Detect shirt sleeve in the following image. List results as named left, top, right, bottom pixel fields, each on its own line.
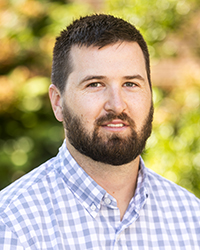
left=0, top=220, right=25, bottom=250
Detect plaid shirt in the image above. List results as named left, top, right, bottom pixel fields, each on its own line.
left=0, top=141, right=200, bottom=250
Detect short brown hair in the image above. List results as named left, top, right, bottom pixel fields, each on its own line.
left=51, top=14, right=151, bottom=93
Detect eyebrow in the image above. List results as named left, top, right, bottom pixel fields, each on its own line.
left=79, top=75, right=105, bottom=84
left=123, top=75, right=145, bottom=81
left=79, top=74, right=145, bottom=85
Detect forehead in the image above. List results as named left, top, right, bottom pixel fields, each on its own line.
left=69, top=42, right=147, bottom=76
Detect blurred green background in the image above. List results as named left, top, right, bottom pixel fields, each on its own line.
left=0, top=0, right=200, bottom=198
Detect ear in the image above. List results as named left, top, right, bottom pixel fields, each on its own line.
left=49, top=84, right=63, bottom=122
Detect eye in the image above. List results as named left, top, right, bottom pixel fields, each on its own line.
left=123, top=82, right=137, bottom=87
left=87, top=82, right=102, bottom=88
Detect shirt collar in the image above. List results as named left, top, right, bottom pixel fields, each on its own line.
left=56, top=141, right=148, bottom=218
left=57, top=141, right=106, bottom=218
left=132, top=157, right=149, bottom=213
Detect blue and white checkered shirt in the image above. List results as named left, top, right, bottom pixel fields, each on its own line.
left=0, top=141, right=200, bottom=249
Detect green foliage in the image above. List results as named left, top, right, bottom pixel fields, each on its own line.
left=0, top=75, right=64, bottom=188
left=105, top=0, right=200, bottom=57
left=0, top=0, right=92, bottom=188
left=0, top=0, right=200, bottom=198
left=144, top=84, right=200, bottom=198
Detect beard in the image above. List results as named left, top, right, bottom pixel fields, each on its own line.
left=62, top=102, right=154, bottom=166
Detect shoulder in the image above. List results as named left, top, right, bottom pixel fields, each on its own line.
left=145, top=166, right=200, bottom=208
left=0, top=156, right=57, bottom=214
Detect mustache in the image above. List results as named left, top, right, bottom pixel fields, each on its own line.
left=95, top=112, right=136, bottom=127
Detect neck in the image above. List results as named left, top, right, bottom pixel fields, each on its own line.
left=65, top=139, right=140, bottom=220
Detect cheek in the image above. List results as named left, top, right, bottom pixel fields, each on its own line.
left=80, top=108, right=99, bottom=125
left=129, top=96, right=151, bottom=125
left=72, top=94, right=104, bottom=118
left=68, top=99, right=101, bottom=129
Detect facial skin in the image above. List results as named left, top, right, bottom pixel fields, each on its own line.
left=50, top=41, right=153, bottom=166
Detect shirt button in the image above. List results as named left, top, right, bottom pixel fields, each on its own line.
left=90, top=203, right=96, bottom=211
left=104, top=197, right=111, bottom=205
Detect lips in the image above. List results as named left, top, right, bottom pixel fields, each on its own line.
left=95, top=113, right=135, bottom=129
left=102, top=120, right=128, bottom=128
left=106, top=123, right=124, bottom=128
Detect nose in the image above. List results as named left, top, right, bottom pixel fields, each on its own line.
left=104, top=86, right=127, bottom=114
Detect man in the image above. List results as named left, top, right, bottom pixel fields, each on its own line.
left=0, top=14, right=199, bottom=249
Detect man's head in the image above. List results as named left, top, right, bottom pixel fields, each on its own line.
left=51, top=14, right=151, bottom=93
left=50, top=14, right=153, bottom=166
